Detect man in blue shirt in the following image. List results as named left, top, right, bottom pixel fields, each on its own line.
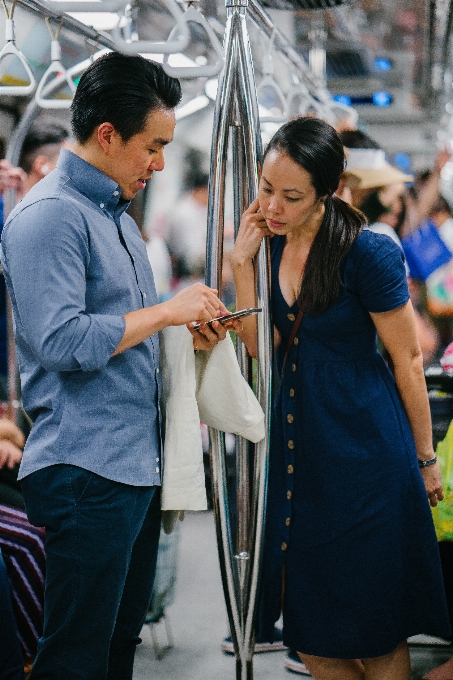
left=1, top=52, right=228, bottom=680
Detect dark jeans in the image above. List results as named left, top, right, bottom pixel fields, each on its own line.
left=22, top=464, right=161, bottom=680
left=0, top=550, right=24, bottom=680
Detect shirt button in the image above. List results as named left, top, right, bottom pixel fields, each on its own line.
left=155, top=467, right=160, bottom=473
left=113, top=190, right=119, bottom=196
left=289, top=388, right=295, bottom=397
left=287, top=414, right=294, bottom=424
left=100, top=203, right=104, bottom=209
left=288, top=464, right=294, bottom=474
left=294, top=337, right=299, bottom=345
left=156, top=458, right=159, bottom=462
left=156, top=368, right=160, bottom=374
left=287, top=490, right=292, bottom=500
left=287, top=313, right=295, bottom=321
left=288, top=440, right=294, bottom=450
left=143, top=293, right=147, bottom=299
left=286, top=517, right=291, bottom=526
left=281, top=542, right=287, bottom=551
left=292, top=363, right=297, bottom=372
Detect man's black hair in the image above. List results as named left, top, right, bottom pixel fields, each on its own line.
left=19, top=121, right=69, bottom=173
left=71, top=52, right=182, bottom=144
left=338, top=129, right=381, bottom=150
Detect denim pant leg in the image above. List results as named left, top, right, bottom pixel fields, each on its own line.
left=0, top=550, right=24, bottom=680
left=21, top=464, right=158, bottom=680
left=107, top=487, right=162, bottom=680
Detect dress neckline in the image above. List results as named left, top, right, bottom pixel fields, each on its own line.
left=273, top=236, right=299, bottom=310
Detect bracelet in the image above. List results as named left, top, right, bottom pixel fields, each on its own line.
left=418, top=456, right=437, bottom=469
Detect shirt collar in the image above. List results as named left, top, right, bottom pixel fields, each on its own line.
left=57, top=148, right=130, bottom=216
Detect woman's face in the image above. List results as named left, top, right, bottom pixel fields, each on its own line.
left=258, top=149, right=325, bottom=237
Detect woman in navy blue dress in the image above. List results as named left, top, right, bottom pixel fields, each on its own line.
left=231, top=117, right=451, bottom=679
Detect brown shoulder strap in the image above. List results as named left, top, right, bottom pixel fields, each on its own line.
left=281, top=304, right=305, bottom=377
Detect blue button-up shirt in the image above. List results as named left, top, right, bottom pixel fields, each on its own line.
left=1, top=149, right=162, bottom=486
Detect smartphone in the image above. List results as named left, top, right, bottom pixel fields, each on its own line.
left=193, top=307, right=262, bottom=331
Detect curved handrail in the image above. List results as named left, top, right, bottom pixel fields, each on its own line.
left=35, top=39, right=76, bottom=109
left=0, top=19, right=36, bottom=95
left=111, top=0, right=190, bottom=55
left=41, top=0, right=128, bottom=13
left=162, top=5, right=224, bottom=79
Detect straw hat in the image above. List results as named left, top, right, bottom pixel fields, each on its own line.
left=343, top=148, right=413, bottom=190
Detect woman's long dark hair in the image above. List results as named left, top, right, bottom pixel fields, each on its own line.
left=264, top=117, right=366, bottom=314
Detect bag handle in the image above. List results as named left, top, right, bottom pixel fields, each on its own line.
left=281, top=304, right=305, bottom=377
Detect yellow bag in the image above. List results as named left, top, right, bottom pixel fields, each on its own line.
left=432, top=420, right=453, bottom=541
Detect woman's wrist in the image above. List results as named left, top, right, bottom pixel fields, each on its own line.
left=417, top=454, right=437, bottom=469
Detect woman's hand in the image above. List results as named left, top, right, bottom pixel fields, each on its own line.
left=231, top=198, right=272, bottom=267
left=420, top=462, right=444, bottom=507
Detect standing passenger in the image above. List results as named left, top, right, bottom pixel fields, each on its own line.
left=1, top=52, right=229, bottom=680
left=231, top=117, right=451, bottom=679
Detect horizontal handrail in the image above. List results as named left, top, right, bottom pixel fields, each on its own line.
left=41, top=0, right=127, bottom=13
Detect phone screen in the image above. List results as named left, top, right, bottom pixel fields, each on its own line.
left=193, top=307, right=262, bottom=331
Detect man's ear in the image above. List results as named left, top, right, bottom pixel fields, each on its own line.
left=33, top=155, right=50, bottom=177
left=96, top=122, right=119, bottom=155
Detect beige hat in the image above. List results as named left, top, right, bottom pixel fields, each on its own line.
left=343, top=148, right=413, bottom=190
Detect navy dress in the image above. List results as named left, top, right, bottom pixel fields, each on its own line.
left=261, top=229, right=451, bottom=658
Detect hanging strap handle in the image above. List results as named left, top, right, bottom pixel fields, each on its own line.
left=111, top=0, right=190, bottom=55
left=280, top=304, right=305, bottom=377
left=162, top=5, right=224, bottom=79
left=0, top=0, right=36, bottom=96
left=35, top=19, right=76, bottom=110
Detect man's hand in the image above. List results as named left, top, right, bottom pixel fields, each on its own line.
left=0, top=440, right=22, bottom=469
left=0, top=418, right=25, bottom=448
left=165, top=282, right=228, bottom=326
left=0, top=160, right=26, bottom=195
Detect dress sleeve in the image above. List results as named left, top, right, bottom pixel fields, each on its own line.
left=353, top=231, right=410, bottom=313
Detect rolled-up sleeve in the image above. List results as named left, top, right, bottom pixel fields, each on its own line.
left=1, top=199, right=126, bottom=372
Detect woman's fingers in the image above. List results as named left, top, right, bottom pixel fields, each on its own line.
left=421, top=464, right=444, bottom=506
left=244, top=197, right=260, bottom=214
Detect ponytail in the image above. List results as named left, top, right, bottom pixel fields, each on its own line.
left=297, top=196, right=366, bottom=314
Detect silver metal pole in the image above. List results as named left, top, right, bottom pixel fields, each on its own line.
left=206, top=0, right=272, bottom=677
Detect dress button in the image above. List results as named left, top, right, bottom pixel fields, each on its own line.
left=286, top=517, right=291, bottom=526
left=287, top=313, right=296, bottom=321
left=287, top=490, right=292, bottom=500
left=293, top=337, right=299, bottom=345
left=288, top=440, right=294, bottom=450
left=289, top=388, right=295, bottom=397
left=287, top=414, right=294, bottom=424
left=287, top=464, right=294, bottom=474
left=99, top=203, right=104, bottom=209
left=292, top=363, right=296, bottom=372
left=281, top=542, right=287, bottom=551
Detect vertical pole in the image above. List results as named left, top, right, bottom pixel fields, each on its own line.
left=206, top=1, right=272, bottom=678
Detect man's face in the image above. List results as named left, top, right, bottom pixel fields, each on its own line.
left=108, top=108, right=176, bottom=201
